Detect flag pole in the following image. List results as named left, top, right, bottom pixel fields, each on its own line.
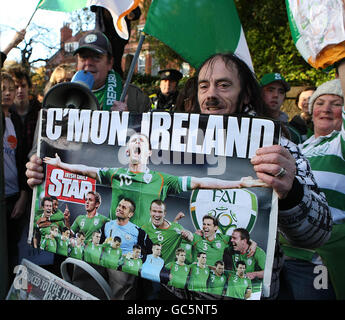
left=120, top=32, right=145, bottom=102
left=25, top=1, right=41, bottom=29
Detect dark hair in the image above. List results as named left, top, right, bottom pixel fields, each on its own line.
left=41, top=196, right=53, bottom=207
left=175, top=247, right=186, bottom=256
left=197, top=52, right=265, bottom=116
left=295, top=86, right=317, bottom=107
left=236, top=260, right=246, bottom=268
left=215, top=260, right=224, bottom=267
left=62, top=227, right=70, bottom=234
left=7, top=66, right=32, bottom=88
left=77, top=231, right=86, bottom=238
left=113, top=236, right=122, bottom=243
left=233, top=228, right=250, bottom=243
left=175, top=76, right=200, bottom=113
left=197, top=251, right=207, bottom=258
left=202, top=214, right=218, bottom=227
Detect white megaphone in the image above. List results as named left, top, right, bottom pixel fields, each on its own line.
left=43, top=70, right=99, bottom=110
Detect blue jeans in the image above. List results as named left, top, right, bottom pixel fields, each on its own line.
left=278, top=259, right=336, bottom=300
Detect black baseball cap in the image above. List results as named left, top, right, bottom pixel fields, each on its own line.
left=158, top=69, right=183, bottom=82
left=74, top=31, right=113, bottom=56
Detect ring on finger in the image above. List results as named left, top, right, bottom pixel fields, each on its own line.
left=274, top=167, right=287, bottom=178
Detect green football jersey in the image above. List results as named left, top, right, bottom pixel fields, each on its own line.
left=84, top=243, right=103, bottom=265
left=56, top=236, right=70, bottom=256
left=192, top=233, right=230, bottom=267
left=166, top=262, right=190, bottom=289
left=100, top=245, right=122, bottom=269
left=187, top=264, right=210, bottom=292
left=70, top=213, right=109, bottom=242
left=98, top=167, right=190, bottom=227
left=35, top=208, right=64, bottom=222
left=207, top=270, right=227, bottom=296
left=142, top=221, right=184, bottom=264
left=179, top=240, right=193, bottom=264
left=35, top=213, right=66, bottom=239
left=69, top=244, right=84, bottom=260
left=231, top=246, right=266, bottom=274
left=121, top=258, right=143, bottom=276
left=37, top=222, right=64, bottom=240
left=226, top=272, right=252, bottom=299
left=40, top=237, right=57, bottom=253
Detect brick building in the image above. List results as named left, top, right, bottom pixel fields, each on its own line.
left=46, top=5, right=189, bottom=79
left=45, top=23, right=86, bottom=77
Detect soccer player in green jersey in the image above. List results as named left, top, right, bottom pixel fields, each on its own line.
left=226, top=261, right=252, bottom=300
left=120, top=244, right=143, bottom=276
left=35, top=196, right=70, bottom=227
left=68, top=191, right=109, bottom=242
left=207, top=260, right=227, bottom=296
left=229, top=228, right=265, bottom=280
left=34, top=197, right=67, bottom=248
left=69, top=231, right=85, bottom=260
left=56, top=227, right=71, bottom=256
left=142, top=200, right=193, bottom=264
left=184, top=215, right=256, bottom=267
left=43, top=133, right=267, bottom=228
left=165, top=248, right=190, bottom=289
left=83, top=230, right=103, bottom=265
left=40, top=224, right=59, bottom=253
left=34, top=197, right=53, bottom=239
left=100, top=236, right=122, bottom=269
left=187, top=252, right=210, bottom=293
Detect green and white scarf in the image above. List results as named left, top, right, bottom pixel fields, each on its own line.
left=93, top=69, right=123, bottom=111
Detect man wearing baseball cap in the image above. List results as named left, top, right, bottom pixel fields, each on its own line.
left=74, top=30, right=150, bottom=113
left=260, top=72, right=302, bottom=144
left=150, top=68, right=183, bottom=111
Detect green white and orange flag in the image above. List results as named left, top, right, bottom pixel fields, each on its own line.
left=286, top=0, right=345, bottom=69
left=143, top=0, right=253, bottom=70
left=36, top=0, right=140, bottom=39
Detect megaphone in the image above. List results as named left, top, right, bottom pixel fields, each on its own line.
left=43, top=70, right=99, bottom=110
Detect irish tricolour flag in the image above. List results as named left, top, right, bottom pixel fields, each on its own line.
left=143, top=0, right=253, bottom=71
left=37, top=0, right=140, bottom=39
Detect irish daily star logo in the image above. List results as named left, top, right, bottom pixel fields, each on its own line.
left=190, top=189, right=258, bottom=235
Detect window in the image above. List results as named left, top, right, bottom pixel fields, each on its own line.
left=151, top=56, right=159, bottom=76
left=181, top=62, right=190, bottom=77
left=137, top=54, right=146, bottom=74
left=65, top=42, right=78, bottom=53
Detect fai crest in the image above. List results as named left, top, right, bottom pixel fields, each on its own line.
left=190, top=188, right=258, bottom=235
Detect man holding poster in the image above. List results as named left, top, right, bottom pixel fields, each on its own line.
left=192, top=52, right=333, bottom=299
left=25, top=52, right=332, bottom=300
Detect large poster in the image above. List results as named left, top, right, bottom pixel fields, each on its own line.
left=28, top=109, right=280, bottom=300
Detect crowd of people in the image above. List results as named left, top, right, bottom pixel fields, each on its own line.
left=1, top=5, right=345, bottom=302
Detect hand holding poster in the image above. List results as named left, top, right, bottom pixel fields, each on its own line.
left=28, top=109, right=280, bottom=300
